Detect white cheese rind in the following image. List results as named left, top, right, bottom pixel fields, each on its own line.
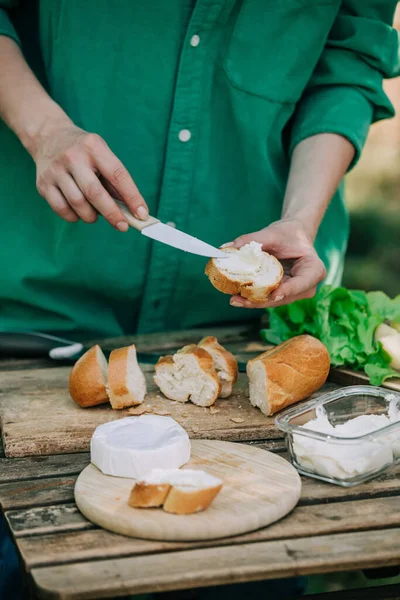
left=90, top=415, right=191, bottom=479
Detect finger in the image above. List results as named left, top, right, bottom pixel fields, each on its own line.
left=44, top=186, right=80, bottom=223
left=71, top=165, right=129, bottom=231
left=86, top=134, right=149, bottom=220
left=57, top=173, right=98, bottom=224
left=229, top=295, right=270, bottom=310
left=271, top=255, right=326, bottom=300
left=231, top=231, right=268, bottom=250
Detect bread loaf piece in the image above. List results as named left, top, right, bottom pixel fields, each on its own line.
left=198, top=336, right=238, bottom=398
left=205, top=242, right=283, bottom=303
left=154, top=345, right=220, bottom=407
left=108, top=344, right=147, bottom=409
left=247, top=335, right=330, bottom=416
left=129, top=468, right=223, bottom=514
left=69, top=345, right=109, bottom=407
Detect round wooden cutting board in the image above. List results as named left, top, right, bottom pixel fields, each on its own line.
left=75, top=439, right=301, bottom=542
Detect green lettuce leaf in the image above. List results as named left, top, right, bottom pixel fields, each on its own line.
left=261, top=285, right=400, bottom=386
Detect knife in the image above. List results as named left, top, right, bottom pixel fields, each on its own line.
left=0, top=331, right=248, bottom=371
left=115, top=200, right=226, bottom=258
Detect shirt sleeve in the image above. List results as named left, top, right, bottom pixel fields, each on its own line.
left=289, top=1, right=400, bottom=168
left=0, top=1, right=21, bottom=46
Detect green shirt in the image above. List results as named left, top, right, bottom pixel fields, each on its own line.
left=0, top=0, right=398, bottom=337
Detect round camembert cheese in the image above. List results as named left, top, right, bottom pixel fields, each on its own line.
left=90, top=415, right=191, bottom=479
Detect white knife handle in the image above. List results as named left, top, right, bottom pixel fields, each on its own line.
left=114, top=199, right=159, bottom=231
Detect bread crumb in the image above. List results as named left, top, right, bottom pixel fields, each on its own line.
left=153, top=410, right=171, bottom=416
left=230, top=417, right=245, bottom=424
left=192, top=426, right=200, bottom=433
left=209, top=407, right=220, bottom=415
left=127, top=405, right=148, bottom=415
left=181, top=412, right=189, bottom=418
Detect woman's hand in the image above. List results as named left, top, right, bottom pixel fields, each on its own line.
left=227, top=218, right=326, bottom=309
left=34, top=118, right=148, bottom=230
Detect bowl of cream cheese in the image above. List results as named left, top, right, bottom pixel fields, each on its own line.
left=275, top=386, right=400, bottom=486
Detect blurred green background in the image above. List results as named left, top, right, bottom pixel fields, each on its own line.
left=343, top=34, right=400, bottom=299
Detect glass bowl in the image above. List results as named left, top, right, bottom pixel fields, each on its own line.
left=275, top=386, right=400, bottom=487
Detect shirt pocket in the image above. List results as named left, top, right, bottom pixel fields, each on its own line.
left=223, top=0, right=339, bottom=104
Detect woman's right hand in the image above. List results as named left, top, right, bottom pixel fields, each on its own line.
left=33, top=118, right=148, bottom=231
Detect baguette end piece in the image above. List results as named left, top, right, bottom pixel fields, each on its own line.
left=247, top=335, right=330, bottom=416
left=128, top=482, right=171, bottom=508
left=69, top=345, right=109, bottom=407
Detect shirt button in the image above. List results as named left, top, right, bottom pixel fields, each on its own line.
left=190, top=34, right=200, bottom=47
left=178, top=129, right=191, bottom=142
left=166, top=221, right=176, bottom=228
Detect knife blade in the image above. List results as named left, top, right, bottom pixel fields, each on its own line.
left=115, top=200, right=226, bottom=258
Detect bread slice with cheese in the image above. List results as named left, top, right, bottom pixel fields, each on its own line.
left=108, top=344, right=147, bottom=409
left=205, top=241, right=283, bottom=304
left=198, top=336, right=238, bottom=398
left=154, top=345, right=220, bottom=407
left=247, top=335, right=330, bottom=416
left=129, top=468, right=223, bottom=514
left=69, top=345, right=109, bottom=407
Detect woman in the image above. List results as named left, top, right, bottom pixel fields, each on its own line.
left=0, top=1, right=398, bottom=598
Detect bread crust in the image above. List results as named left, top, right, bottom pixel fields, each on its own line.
left=108, top=345, right=146, bottom=409
left=205, top=248, right=283, bottom=303
left=163, top=483, right=223, bottom=515
left=129, top=482, right=171, bottom=508
left=154, top=344, right=220, bottom=406
left=69, top=345, right=109, bottom=407
left=198, top=336, right=238, bottom=398
left=247, top=335, right=330, bottom=416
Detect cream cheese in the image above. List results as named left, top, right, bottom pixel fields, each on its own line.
left=90, top=415, right=191, bottom=479
left=216, top=241, right=281, bottom=282
left=142, top=468, right=222, bottom=489
left=293, top=395, right=400, bottom=480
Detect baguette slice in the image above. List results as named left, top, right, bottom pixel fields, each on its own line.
left=198, top=336, right=238, bottom=398
left=247, top=335, right=330, bottom=416
left=205, top=242, right=283, bottom=304
left=108, top=344, right=147, bottom=409
left=69, top=345, right=109, bottom=407
left=154, top=345, right=220, bottom=407
left=129, top=468, right=223, bottom=514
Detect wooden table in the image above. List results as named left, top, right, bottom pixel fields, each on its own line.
left=1, top=326, right=400, bottom=600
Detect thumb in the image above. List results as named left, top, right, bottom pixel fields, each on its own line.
left=232, top=228, right=278, bottom=251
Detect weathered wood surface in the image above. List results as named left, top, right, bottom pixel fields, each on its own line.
left=1, top=323, right=396, bottom=458
left=0, top=362, right=338, bottom=458
left=30, top=528, right=400, bottom=599
left=330, top=367, right=400, bottom=392
left=0, top=453, right=90, bottom=483
left=10, top=495, right=400, bottom=568
left=1, top=327, right=400, bottom=599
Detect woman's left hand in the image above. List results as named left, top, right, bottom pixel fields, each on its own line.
left=227, top=218, right=327, bottom=309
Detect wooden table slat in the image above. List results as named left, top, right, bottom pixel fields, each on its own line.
left=0, top=453, right=90, bottom=484
left=1, top=464, right=399, bottom=512
left=11, top=496, right=400, bottom=569
left=30, top=528, right=400, bottom=599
